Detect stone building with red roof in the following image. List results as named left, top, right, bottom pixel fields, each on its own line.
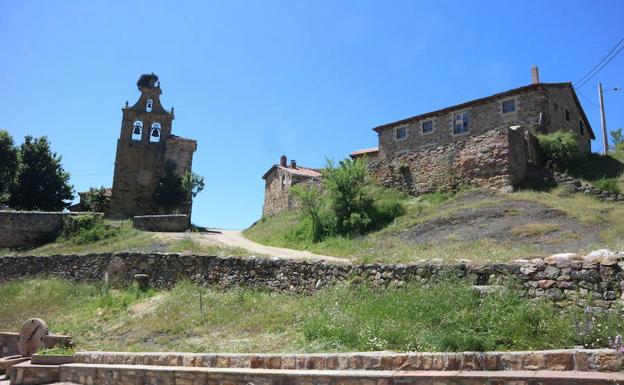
left=261, top=155, right=321, bottom=216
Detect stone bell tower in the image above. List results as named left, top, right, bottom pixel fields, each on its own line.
left=108, top=73, right=197, bottom=219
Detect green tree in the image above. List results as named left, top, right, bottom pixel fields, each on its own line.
left=290, top=183, right=324, bottom=242
left=9, top=136, right=74, bottom=211
left=322, top=158, right=374, bottom=236
left=154, top=160, right=185, bottom=210
left=610, top=128, right=624, bottom=151
left=82, top=186, right=110, bottom=212
left=181, top=172, right=205, bottom=202
left=536, top=131, right=578, bottom=170
left=0, top=130, right=19, bottom=205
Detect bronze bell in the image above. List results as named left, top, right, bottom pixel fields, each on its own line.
left=151, top=128, right=160, bottom=137
left=133, top=126, right=141, bottom=135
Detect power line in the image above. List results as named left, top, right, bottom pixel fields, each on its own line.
left=575, top=38, right=624, bottom=89
left=577, top=89, right=600, bottom=108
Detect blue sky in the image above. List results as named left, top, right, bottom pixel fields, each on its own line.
left=1, top=0, right=623, bottom=229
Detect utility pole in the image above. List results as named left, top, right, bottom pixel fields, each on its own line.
left=598, top=82, right=608, bottom=154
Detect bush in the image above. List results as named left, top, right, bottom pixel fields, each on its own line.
left=62, top=214, right=117, bottom=244
left=291, top=158, right=405, bottom=241
left=536, top=131, right=578, bottom=170
left=82, top=186, right=110, bottom=212
left=593, top=178, right=621, bottom=194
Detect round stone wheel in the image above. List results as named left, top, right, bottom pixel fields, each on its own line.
left=18, top=318, right=49, bottom=356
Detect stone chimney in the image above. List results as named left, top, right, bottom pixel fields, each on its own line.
left=290, top=159, right=297, bottom=169
left=280, top=155, right=287, bottom=167
left=531, top=66, right=540, bottom=84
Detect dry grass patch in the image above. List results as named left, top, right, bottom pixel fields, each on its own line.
left=510, top=223, right=562, bottom=237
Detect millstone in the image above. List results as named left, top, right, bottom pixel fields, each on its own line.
left=17, top=318, right=49, bottom=356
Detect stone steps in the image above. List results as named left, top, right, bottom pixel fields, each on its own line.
left=10, top=362, right=60, bottom=385
left=59, top=363, right=624, bottom=385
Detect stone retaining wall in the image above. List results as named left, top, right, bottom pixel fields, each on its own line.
left=132, top=214, right=189, bottom=232
left=0, top=250, right=623, bottom=309
left=0, top=211, right=101, bottom=249
left=74, top=349, right=624, bottom=372
left=368, top=127, right=529, bottom=195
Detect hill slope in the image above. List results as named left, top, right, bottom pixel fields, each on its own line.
left=245, top=187, right=624, bottom=263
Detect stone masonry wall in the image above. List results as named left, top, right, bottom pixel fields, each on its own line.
left=74, top=349, right=623, bottom=372
left=377, top=87, right=546, bottom=158
left=263, top=170, right=320, bottom=216
left=0, top=211, right=101, bottom=249
left=0, top=250, right=622, bottom=310
left=132, top=214, right=189, bottom=232
left=368, top=127, right=528, bottom=195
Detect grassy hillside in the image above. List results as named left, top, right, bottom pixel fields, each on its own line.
left=1, top=278, right=621, bottom=353
left=0, top=220, right=248, bottom=257
left=245, top=187, right=624, bottom=263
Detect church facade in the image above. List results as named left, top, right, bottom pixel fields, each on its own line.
left=108, top=74, right=197, bottom=219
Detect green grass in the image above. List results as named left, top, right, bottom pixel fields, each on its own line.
left=246, top=186, right=624, bottom=263
left=1, top=278, right=622, bottom=353
left=1, top=220, right=251, bottom=257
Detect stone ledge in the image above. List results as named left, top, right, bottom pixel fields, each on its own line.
left=74, top=349, right=624, bottom=372
left=59, top=364, right=624, bottom=385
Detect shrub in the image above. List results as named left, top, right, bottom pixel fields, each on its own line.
left=62, top=214, right=117, bottom=244
left=536, top=131, right=578, bottom=170
left=82, top=186, right=110, bottom=212
left=593, top=178, right=621, bottom=194
left=291, top=158, right=405, bottom=241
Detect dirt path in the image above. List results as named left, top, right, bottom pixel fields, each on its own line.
left=156, top=230, right=350, bottom=264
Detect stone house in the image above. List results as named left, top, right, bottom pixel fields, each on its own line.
left=366, top=69, right=595, bottom=194
left=108, top=74, right=197, bottom=219
left=262, top=155, right=321, bottom=216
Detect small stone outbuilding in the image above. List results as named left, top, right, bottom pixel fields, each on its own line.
left=261, top=155, right=321, bottom=216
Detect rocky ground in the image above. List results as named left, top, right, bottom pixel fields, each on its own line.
left=399, top=189, right=604, bottom=255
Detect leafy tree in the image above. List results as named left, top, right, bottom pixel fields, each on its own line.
left=290, top=183, right=324, bottom=242
left=0, top=130, right=19, bottom=205
left=292, top=157, right=403, bottom=241
left=181, top=172, right=205, bottom=202
left=154, top=160, right=185, bottom=210
left=322, top=158, right=376, bottom=236
left=610, top=128, right=624, bottom=151
left=9, top=136, right=74, bottom=211
left=82, top=186, right=110, bottom=212
left=536, top=131, right=578, bottom=170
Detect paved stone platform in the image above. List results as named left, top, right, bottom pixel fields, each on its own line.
left=60, top=363, right=624, bottom=385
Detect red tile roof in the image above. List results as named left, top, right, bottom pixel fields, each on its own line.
left=350, top=147, right=379, bottom=156
left=262, top=165, right=322, bottom=180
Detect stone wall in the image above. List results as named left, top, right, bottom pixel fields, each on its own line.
left=0, top=250, right=622, bottom=309
left=368, top=127, right=529, bottom=195
left=262, top=170, right=320, bottom=217
left=377, top=87, right=546, bottom=158
left=545, top=85, right=592, bottom=153
left=132, top=214, right=189, bottom=232
left=0, top=211, right=100, bottom=249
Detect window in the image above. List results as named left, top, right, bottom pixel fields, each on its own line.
left=502, top=99, right=516, bottom=114
left=146, top=98, right=153, bottom=112
left=132, top=121, right=143, bottom=141
left=150, top=122, right=161, bottom=143
left=395, top=126, right=407, bottom=141
left=422, top=120, right=434, bottom=134
left=564, top=108, right=570, bottom=123
left=579, top=120, right=585, bottom=136
left=453, top=111, right=469, bottom=134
